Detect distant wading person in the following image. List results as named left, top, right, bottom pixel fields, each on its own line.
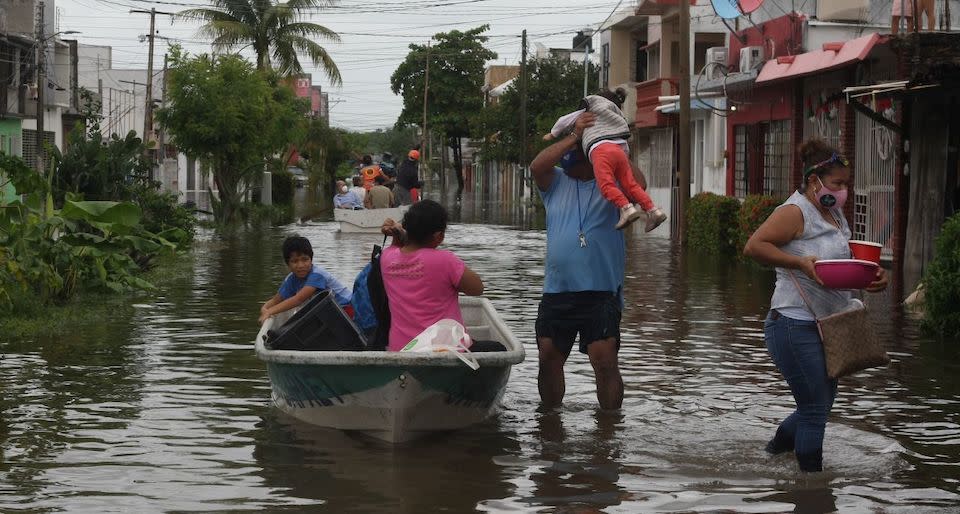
left=531, top=111, right=647, bottom=410
left=744, top=138, right=889, bottom=472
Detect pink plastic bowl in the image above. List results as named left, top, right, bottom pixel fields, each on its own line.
left=849, top=240, right=883, bottom=263
left=815, top=259, right=879, bottom=289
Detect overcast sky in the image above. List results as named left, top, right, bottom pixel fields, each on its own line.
left=56, top=0, right=629, bottom=132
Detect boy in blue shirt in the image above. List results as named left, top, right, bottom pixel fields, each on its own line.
left=259, top=236, right=353, bottom=324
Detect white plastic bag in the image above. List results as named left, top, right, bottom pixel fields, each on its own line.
left=401, top=319, right=479, bottom=370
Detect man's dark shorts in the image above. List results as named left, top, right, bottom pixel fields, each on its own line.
left=535, top=291, right=621, bottom=355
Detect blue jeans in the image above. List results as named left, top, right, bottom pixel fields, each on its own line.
left=764, top=310, right=838, bottom=472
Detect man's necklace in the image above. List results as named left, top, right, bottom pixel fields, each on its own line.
left=576, top=179, right=594, bottom=248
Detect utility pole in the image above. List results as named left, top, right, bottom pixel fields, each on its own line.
left=520, top=29, right=528, bottom=201
left=131, top=8, right=174, bottom=169
left=159, top=54, right=168, bottom=161
left=678, top=0, right=691, bottom=244
left=421, top=42, right=430, bottom=181
left=582, top=33, right=591, bottom=97
left=35, top=1, right=45, bottom=172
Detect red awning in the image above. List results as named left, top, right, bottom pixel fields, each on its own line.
left=756, top=33, right=884, bottom=84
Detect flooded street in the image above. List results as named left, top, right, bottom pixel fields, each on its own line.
left=2, top=193, right=960, bottom=513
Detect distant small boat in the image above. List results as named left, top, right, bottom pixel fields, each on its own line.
left=254, top=297, right=525, bottom=443
left=334, top=206, right=410, bottom=233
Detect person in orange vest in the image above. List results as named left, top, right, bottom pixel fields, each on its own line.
left=359, top=155, right=384, bottom=191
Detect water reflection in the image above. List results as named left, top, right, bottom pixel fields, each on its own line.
left=1, top=194, right=959, bottom=512
left=253, top=412, right=522, bottom=513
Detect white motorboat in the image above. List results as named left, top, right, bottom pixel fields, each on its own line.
left=334, top=206, right=410, bottom=233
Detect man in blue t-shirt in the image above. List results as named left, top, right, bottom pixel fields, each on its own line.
left=259, top=236, right=353, bottom=324
left=531, top=111, right=645, bottom=411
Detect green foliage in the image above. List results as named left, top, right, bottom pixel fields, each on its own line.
left=271, top=169, right=295, bottom=205
left=130, top=184, right=195, bottom=246
left=241, top=202, right=294, bottom=226
left=687, top=192, right=742, bottom=254
left=391, top=25, right=496, bottom=136
left=922, top=211, right=960, bottom=339
left=361, top=126, right=419, bottom=160
left=335, top=161, right=355, bottom=180
left=391, top=26, right=495, bottom=192
left=176, top=0, right=342, bottom=81
left=475, top=58, right=599, bottom=164
left=157, top=47, right=306, bottom=224
left=0, top=195, right=177, bottom=313
left=299, top=120, right=364, bottom=195
left=51, top=126, right=151, bottom=203
left=737, top=194, right=781, bottom=253
left=0, top=152, right=46, bottom=197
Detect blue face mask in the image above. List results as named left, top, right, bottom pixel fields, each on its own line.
left=560, top=150, right=581, bottom=169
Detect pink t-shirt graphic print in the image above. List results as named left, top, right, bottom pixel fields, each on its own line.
left=381, top=246, right=467, bottom=351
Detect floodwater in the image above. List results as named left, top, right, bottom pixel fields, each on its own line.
left=2, top=191, right=959, bottom=513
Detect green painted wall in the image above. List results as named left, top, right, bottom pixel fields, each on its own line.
left=0, top=119, right=23, bottom=204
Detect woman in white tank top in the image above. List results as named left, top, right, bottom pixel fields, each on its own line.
left=743, top=138, right=889, bottom=472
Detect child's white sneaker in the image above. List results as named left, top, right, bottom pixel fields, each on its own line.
left=615, top=204, right=642, bottom=230
left=645, top=207, right=667, bottom=233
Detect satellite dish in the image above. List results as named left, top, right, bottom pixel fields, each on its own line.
left=710, top=0, right=742, bottom=19
left=738, top=0, right=764, bottom=14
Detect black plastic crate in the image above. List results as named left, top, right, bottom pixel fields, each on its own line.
left=265, top=290, right=367, bottom=351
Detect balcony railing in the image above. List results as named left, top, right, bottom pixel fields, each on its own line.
left=634, top=78, right=678, bottom=128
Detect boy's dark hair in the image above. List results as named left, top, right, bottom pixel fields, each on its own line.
left=375, top=175, right=386, bottom=185
left=352, top=176, right=362, bottom=186
left=282, top=236, right=313, bottom=262
left=596, top=87, right=627, bottom=109
left=362, top=155, right=373, bottom=166
left=401, top=199, right=448, bottom=245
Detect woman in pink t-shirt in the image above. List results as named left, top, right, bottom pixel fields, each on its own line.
left=379, top=200, right=485, bottom=351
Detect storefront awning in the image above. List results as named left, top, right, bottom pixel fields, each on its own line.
left=756, top=33, right=884, bottom=84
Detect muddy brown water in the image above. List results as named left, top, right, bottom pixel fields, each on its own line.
left=2, top=192, right=959, bottom=512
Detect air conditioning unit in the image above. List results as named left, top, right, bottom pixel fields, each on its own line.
left=705, top=47, right=728, bottom=79
left=739, top=46, right=764, bottom=73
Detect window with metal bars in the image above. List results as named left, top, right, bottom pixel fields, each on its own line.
left=21, top=129, right=56, bottom=170
left=734, top=125, right=748, bottom=198
left=762, top=120, right=791, bottom=198
left=649, top=128, right=673, bottom=188
left=854, top=111, right=897, bottom=256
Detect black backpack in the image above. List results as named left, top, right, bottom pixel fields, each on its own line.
left=366, top=238, right=391, bottom=351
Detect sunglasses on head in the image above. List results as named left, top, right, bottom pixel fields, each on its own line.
left=804, top=152, right=850, bottom=177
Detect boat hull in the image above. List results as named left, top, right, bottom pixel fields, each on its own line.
left=334, top=206, right=409, bottom=233
left=265, top=361, right=510, bottom=442
left=255, top=297, right=525, bottom=443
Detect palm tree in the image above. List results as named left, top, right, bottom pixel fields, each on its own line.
left=177, top=0, right=342, bottom=84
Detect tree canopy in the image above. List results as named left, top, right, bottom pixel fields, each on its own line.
left=156, top=47, right=305, bottom=223
left=475, top=58, right=598, bottom=165
left=390, top=25, right=496, bottom=193
left=177, top=0, right=342, bottom=82
left=391, top=25, right=496, bottom=137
